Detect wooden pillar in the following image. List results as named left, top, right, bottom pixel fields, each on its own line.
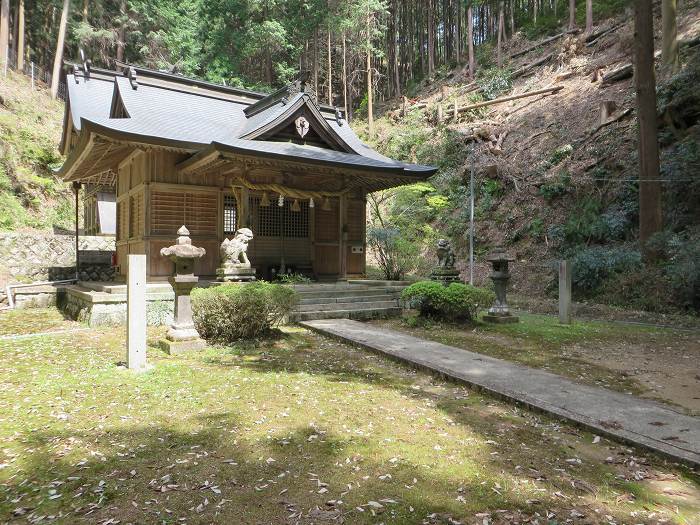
left=240, top=187, right=250, bottom=228
left=339, top=194, right=347, bottom=280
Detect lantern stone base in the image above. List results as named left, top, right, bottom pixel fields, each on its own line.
left=216, top=265, right=257, bottom=282
left=159, top=337, right=207, bottom=355
left=483, top=312, right=519, bottom=324
left=159, top=319, right=207, bottom=355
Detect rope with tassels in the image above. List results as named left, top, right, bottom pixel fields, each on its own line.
left=230, top=176, right=345, bottom=201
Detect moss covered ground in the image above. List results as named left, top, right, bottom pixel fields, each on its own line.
left=0, top=309, right=698, bottom=524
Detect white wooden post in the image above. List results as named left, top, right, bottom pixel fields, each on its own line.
left=127, top=254, right=147, bottom=369
left=30, top=61, right=34, bottom=90
left=559, top=260, right=572, bottom=324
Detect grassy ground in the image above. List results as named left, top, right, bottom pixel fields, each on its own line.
left=0, top=309, right=698, bottom=524
left=372, top=313, right=700, bottom=415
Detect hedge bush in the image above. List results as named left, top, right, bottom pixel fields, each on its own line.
left=401, top=281, right=494, bottom=321
left=191, top=282, right=297, bottom=342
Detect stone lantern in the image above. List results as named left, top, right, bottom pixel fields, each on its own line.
left=483, top=246, right=519, bottom=324
left=159, top=226, right=207, bottom=353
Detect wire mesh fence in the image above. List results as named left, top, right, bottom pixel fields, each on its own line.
left=2, top=51, right=67, bottom=101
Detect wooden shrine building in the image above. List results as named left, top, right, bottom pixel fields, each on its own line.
left=58, top=63, right=436, bottom=281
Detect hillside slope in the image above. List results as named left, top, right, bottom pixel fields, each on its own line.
left=362, top=3, right=700, bottom=312
left=0, top=72, right=72, bottom=232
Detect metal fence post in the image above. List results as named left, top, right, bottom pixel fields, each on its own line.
left=30, top=61, right=34, bottom=90
left=559, top=260, right=572, bottom=324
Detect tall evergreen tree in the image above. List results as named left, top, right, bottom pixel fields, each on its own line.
left=634, top=0, right=663, bottom=259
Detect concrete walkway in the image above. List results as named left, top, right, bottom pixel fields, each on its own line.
left=301, top=319, right=700, bottom=467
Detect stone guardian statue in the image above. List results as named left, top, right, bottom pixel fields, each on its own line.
left=216, top=227, right=256, bottom=282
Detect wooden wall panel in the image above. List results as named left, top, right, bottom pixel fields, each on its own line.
left=193, top=240, right=220, bottom=276
left=148, top=240, right=174, bottom=277
left=314, top=245, right=340, bottom=275
left=346, top=247, right=365, bottom=275
left=149, top=150, right=188, bottom=184
left=346, top=199, right=365, bottom=242
left=116, top=244, right=129, bottom=276
left=117, top=164, right=130, bottom=196
left=314, top=198, right=339, bottom=242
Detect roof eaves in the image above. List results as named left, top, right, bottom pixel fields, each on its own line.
left=210, top=140, right=419, bottom=176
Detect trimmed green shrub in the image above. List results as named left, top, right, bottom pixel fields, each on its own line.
left=401, top=281, right=494, bottom=322
left=192, top=282, right=297, bottom=342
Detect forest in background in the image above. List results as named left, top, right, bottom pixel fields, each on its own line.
left=0, top=0, right=698, bottom=313
left=6, top=0, right=621, bottom=114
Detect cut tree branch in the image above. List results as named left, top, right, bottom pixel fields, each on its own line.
left=602, top=63, right=633, bottom=84
left=510, top=29, right=580, bottom=59
left=511, top=53, right=553, bottom=79
left=458, top=85, right=564, bottom=113
left=584, top=23, right=623, bottom=47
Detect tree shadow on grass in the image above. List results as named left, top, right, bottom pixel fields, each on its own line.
left=3, top=327, right=696, bottom=524
left=195, top=329, right=700, bottom=521
left=1, top=416, right=548, bottom=525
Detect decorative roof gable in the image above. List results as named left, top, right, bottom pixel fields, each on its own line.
left=241, top=90, right=353, bottom=153
left=109, top=82, right=130, bottom=119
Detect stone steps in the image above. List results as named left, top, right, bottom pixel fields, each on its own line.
left=298, top=293, right=398, bottom=305
left=296, top=288, right=401, bottom=300
left=290, top=307, right=402, bottom=322
left=297, top=300, right=399, bottom=312
left=290, top=282, right=407, bottom=321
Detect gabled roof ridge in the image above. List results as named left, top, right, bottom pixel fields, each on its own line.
left=240, top=93, right=354, bottom=154
left=109, top=78, right=130, bottom=119
left=244, top=73, right=325, bottom=117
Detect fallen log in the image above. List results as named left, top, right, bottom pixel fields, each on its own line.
left=458, top=85, right=564, bottom=113
left=555, top=70, right=576, bottom=82
left=585, top=23, right=623, bottom=47
left=511, top=53, right=553, bottom=79
left=510, top=29, right=580, bottom=59
left=602, top=63, right=632, bottom=84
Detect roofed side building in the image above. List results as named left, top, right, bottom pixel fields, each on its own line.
left=59, top=63, right=437, bottom=281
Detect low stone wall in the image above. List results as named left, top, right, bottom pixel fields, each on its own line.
left=58, top=287, right=174, bottom=327
left=0, top=232, right=116, bottom=303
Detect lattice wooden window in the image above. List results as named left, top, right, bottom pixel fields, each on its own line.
left=117, top=200, right=129, bottom=241
left=129, top=194, right=142, bottom=238
left=223, top=195, right=237, bottom=234
left=252, top=197, right=309, bottom=238
left=151, top=191, right=218, bottom=236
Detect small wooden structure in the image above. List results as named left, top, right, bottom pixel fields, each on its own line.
left=58, top=64, right=436, bottom=281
